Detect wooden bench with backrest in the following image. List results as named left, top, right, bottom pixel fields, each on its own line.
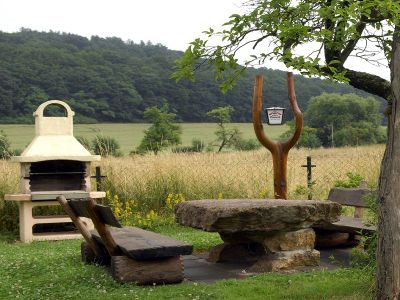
left=57, top=196, right=193, bottom=285
left=314, top=181, right=376, bottom=248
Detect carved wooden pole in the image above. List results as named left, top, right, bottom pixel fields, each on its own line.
left=252, top=72, right=303, bottom=199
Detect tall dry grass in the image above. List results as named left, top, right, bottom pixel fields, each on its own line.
left=0, top=145, right=385, bottom=232
left=0, top=161, right=20, bottom=232
left=101, top=144, right=385, bottom=211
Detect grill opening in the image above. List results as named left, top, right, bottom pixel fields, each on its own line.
left=29, top=160, right=86, bottom=192
left=43, top=103, right=68, bottom=117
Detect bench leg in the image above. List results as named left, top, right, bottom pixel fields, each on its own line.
left=81, top=242, right=110, bottom=265
left=111, top=255, right=184, bottom=285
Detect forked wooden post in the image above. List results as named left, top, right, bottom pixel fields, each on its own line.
left=252, top=72, right=303, bottom=199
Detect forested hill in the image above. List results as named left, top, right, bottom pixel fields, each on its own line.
left=0, top=29, right=382, bottom=123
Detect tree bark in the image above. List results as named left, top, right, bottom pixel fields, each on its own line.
left=344, top=69, right=391, bottom=100
left=375, top=26, right=400, bottom=299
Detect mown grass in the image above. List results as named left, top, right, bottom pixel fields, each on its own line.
left=0, top=230, right=373, bottom=300
left=0, top=123, right=288, bottom=155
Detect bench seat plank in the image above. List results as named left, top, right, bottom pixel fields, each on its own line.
left=316, top=216, right=376, bottom=234
left=91, top=227, right=193, bottom=260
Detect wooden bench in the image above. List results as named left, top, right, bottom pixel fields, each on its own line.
left=57, top=196, right=193, bottom=285
left=314, top=181, right=376, bottom=248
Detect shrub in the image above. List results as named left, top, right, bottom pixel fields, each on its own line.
left=172, top=139, right=205, bottom=153
left=350, top=192, right=378, bottom=272
left=334, top=172, right=364, bottom=188
left=233, top=138, right=261, bottom=151
left=92, top=135, right=122, bottom=157
left=0, top=131, right=13, bottom=159
left=280, top=124, right=322, bottom=149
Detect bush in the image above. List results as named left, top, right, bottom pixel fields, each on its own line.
left=0, top=131, right=13, bottom=159
left=233, top=138, right=261, bottom=151
left=92, top=135, right=122, bottom=157
left=334, top=172, right=364, bottom=188
left=333, top=173, right=377, bottom=271
left=172, top=139, right=205, bottom=153
left=350, top=192, right=378, bottom=272
left=280, top=124, right=322, bottom=149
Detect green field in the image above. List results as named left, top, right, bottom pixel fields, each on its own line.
left=0, top=123, right=288, bottom=155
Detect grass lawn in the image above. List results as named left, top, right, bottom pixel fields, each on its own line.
left=0, top=123, right=288, bottom=155
left=0, top=224, right=373, bottom=300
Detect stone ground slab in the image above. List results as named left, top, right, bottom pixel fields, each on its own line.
left=183, top=248, right=352, bottom=283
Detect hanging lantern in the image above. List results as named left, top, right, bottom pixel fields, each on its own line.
left=265, top=107, right=285, bottom=125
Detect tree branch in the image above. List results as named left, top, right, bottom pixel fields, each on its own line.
left=340, top=22, right=367, bottom=62
left=344, top=68, right=391, bottom=100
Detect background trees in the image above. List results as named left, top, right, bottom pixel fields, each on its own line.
left=137, top=105, right=182, bottom=154
left=306, top=93, right=385, bottom=147
left=281, top=93, right=385, bottom=148
left=0, top=30, right=384, bottom=123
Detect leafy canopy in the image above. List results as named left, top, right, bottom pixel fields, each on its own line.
left=173, top=0, right=398, bottom=98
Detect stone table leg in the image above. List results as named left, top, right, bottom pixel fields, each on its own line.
left=208, top=228, right=320, bottom=272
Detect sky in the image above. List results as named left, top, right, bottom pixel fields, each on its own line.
left=0, top=0, right=390, bottom=80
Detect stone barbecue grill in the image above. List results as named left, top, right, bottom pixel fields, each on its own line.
left=5, top=100, right=105, bottom=242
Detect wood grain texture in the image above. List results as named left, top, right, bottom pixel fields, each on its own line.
left=57, top=195, right=105, bottom=258
left=86, top=197, right=121, bottom=256
left=69, top=200, right=122, bottom=227
left=327, top=187, right=373, bottom=207
left=111, top=255, right=183, bottom=284
left=315, top=216, right=376, bottom=234
left=252, top=73, right=303, bottom=199
left=91, top=227, right=193, bottom=260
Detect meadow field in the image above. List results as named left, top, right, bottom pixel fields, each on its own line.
left=0, top=144, right=384, bottom=219
left=0, top=143, right=382, bottom=299
left=0, top=123, right=288, bottom=155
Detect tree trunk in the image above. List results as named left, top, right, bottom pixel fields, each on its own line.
left=375, top=27, right=400, bottom=299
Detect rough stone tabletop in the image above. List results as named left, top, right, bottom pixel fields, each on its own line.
left=175, top=199, right=341, bottom=233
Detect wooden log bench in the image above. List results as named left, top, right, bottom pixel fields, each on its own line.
left=57, top=196, right=193, bottom=285
left=314, top=181, right=377, bottom=248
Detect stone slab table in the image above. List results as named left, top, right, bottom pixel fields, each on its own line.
left=175, top=199, right=341, bottom=272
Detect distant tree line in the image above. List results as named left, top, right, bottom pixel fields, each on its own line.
left=0, top=29, right=384, bottom=123
left=281, top=93, right=386, bottom=148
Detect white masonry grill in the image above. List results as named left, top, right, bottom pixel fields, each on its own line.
left=12, top=100, right=100, bottom=200
left=5, top=100, right=105, bottom=242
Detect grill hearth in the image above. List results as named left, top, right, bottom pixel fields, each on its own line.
left=5, top=100, right=104, bottom=242
left=29, top=160, right=87, bottom=192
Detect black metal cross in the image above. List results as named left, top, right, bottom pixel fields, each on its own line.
left=91, top=166, right=106, bottom=191
left=301, top=156, right=316, bottom=200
